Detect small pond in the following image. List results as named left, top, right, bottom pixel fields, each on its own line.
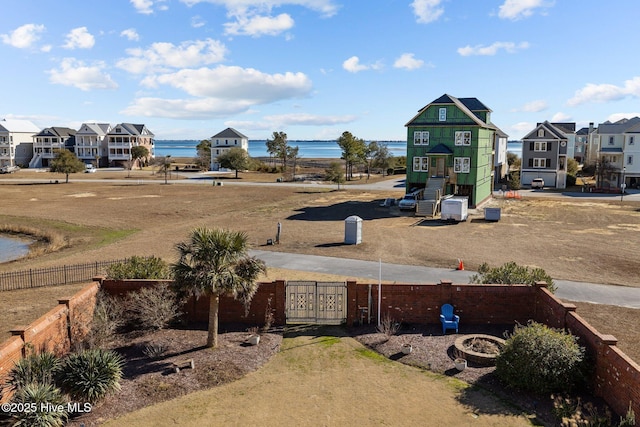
left=0, top=235, right=34, bottom=263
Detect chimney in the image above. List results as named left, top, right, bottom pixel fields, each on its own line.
left=589, top=122, right=594, bottom=133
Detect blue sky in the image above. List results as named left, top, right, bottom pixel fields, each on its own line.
left=2, top=0, right=640, bottom=141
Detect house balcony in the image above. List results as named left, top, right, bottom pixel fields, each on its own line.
left=108, top=153, right=131, bottom=160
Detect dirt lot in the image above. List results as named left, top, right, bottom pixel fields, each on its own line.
left=2, top=172, right=640, bottom=287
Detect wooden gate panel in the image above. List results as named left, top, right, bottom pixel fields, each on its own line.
left=286, top=281, right=346, bottom=324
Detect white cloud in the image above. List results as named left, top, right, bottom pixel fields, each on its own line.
left=63, top=27, right=95, bottom=49
left=608, top=112, right=640, bottom=123
left=179, top=0, right=339, bottom=17
left=551, top=112, right=572, bottom=122
left=48, top=58, right=118, bottom=91
left=131, top=0, right=168, bottom=14
left=1, top=24, right=46, bottom=49
left=393, top=53, right=429, bottom=70
left=224, top=13, right=294, bottom=37
left=457, top=41, right=529, bottom=56
left=191, top=16, right=206, bottom=28
left=120, top=28, right=140, bottom=41
left=124, top=65, right=312, bottom=119
left=342, top=56, right=382, bottom=73
left=121, top=97, right=253, bottom=118
left=567, top=77, right=640, bottom=106
left=512, top=99, right=548, bottom=112
left=143, top=65, right=312, bottom=101
left=116, top=39, right=227, bottom=74
left=498, top=0, right=553, bottom=20
left=511, top=121, right=535, bottom=135
left=411, top=0, right=444, bottom=24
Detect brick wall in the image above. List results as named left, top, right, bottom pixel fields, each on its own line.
left=0, top=278, right=638, bottom=421
left=531, top=285, right=640, bottom=421
left=346, top=280, right=540, bottom=326
left=0, top=281, right=99, bottom=403
left=100, top=278, right=286, bottom=327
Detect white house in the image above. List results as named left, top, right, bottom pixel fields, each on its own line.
left=0, top=119, right=40, bottom=168
left=210, top=128, right=249, bottom=171
left=593, top=117, right=640, bottom=189
left=622, top=121, right=640, bottom=189
left=75, top=123, right=111, bottom=168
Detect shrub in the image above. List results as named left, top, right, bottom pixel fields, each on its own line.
left=552, top=394, right=613, bottom=427
left=376, top=313, right=400, bottom=338
left=566, top=174, right=577, bottom=187
left=9, top=382, right=67, bottom=427
left=7, top=351, right=61, bottom=391
left=106, top=255, right=171, bottom=280
left=142, top=342, right=168, bottom=359
left=58, top=348, right=124, bottom=403
left=82, top=291, right=125, bottom=349
left=125, top=283, right=182, bottom=330
left=496, top=321, right=585, bottom=395
left=469, top=261, right=556, bottom=293
left=508, top=171, right=521, bottom=190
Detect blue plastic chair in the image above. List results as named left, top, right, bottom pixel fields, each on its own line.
left=440, top=303, right=460, bottom=334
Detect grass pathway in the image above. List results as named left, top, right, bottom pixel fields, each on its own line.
left=104, top=327, right=533, bottom=426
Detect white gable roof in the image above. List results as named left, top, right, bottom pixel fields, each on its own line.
left=0, top=119, right=41, bottom=133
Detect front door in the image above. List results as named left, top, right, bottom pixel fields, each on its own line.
left=436, top=157, right=446, bottom=177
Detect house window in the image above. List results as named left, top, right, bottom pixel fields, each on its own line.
left=627, top=155, right=633, bottom=165
left=537, top=129, right=544, bottom=137
left=609, top=136, right=614, bottom=145
left=439, top=108, right=446, bottom=121
left=534, top=141, right=547, bottom=152
left=454, top=131, right=471, bottom=146
left=532, top=158, right=548, bottom=168
left=454, top=157, right=470, bottom=173
left=630, top=136, right=635, bottom=145
left=414, top=131, right=429, bottom=145
left=413, top=156, right=429, bottom=172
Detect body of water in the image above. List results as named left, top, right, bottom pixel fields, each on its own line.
left=155, top=140, right=408, bottom=159
left=0, top=236, right=32, bottom=263
left=507, top=141, right=522, bottom=158
left=156, top=139, right=522, bottom=159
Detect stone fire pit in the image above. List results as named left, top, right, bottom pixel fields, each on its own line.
left=453, top=334, right=505, bottom=366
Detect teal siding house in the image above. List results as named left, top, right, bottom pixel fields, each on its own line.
left=405, top=94, right=507, bottom=208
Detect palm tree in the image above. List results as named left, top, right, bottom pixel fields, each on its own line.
left=172, top=228, right=266, bottom=348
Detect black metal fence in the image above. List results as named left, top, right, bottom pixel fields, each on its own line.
left=0, top=259, right=127, bottom=292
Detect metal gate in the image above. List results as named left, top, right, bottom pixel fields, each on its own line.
left=286, top=281, right=347, bottom=324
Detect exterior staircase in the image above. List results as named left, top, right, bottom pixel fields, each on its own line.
left=416, top=177, right=446, bottom=217
left=29, top=154, right=42, bottom=169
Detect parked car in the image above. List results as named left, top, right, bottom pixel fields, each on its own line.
left=531, top=178, right=544, bottom=189
left=0, top=165, right=20, bottom=174
left=85, top=164, right=96, bottom=173
left=398, top=193, right=418, bottom=210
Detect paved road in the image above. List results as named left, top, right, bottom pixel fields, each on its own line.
left=251, top=250, right=640, bottom=309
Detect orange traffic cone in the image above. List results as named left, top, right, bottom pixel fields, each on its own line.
left=457, top=259, right=464, bottom=270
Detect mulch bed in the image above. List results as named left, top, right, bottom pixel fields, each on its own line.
left=67, top=326, right=283, bottom=426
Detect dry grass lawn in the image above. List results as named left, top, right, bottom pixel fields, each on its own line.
left=102, top=330, right=534, bottom=427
